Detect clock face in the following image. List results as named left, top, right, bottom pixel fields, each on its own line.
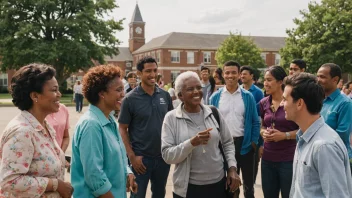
left=135, top=27, right=142, bottom=34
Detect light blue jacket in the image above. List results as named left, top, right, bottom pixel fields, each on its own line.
left=209, top=87, right=260, bottom=155
left=71, top=105, right=132, bottom=198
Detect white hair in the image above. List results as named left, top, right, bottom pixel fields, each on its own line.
left=174, top=71, right=201, bottom=97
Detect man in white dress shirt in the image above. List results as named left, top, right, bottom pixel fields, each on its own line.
left=209, top=61, right=260, bottom=198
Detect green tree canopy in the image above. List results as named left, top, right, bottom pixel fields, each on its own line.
left=0, top=0, right=124, bottom=85
left=215, top=32, right=265, bottom=69
left=280, top=0, right=352, bottom=73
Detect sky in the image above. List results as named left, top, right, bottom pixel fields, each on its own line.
left=111, top=0, right=321, bottom=47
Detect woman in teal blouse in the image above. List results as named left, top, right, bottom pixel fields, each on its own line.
left=71, top=65, right=137, bottom=198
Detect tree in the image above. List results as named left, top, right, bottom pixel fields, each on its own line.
left=0, top=0, right=124, bottom=86
left=215, top=32, right=265, bottom=69
left=280, top=0, right=352, bottom=73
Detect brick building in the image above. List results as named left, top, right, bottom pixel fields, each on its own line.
left=0, top=3, right=286, bottom=89
left=124, top=3, right=285, bottom=83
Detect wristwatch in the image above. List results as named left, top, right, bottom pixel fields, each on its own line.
left=285, top=132, right=290, bottom=140
left=52, top=179, right=58, bottom=192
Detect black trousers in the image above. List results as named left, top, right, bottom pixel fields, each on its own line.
left=234, top=137, right=255, bottom=198
left=254, top=142, right=260, bottom=183
left=173, top=177, right=227, bottom=198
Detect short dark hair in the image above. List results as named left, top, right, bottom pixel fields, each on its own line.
left=200, top=66, right=210, bottom=74
left=10, top=63, right=56, bottom=111
left=291, top=59, right=306, bottom=70
left=240, top=65, right=254, bottom=74
left=126, top=72, right=137, bottom=79
left=223, top=61, right=241, bottom=72
left=285, top=73, right=324, bottom=115
left=83, top=65, right=121, bottom=105
left=136, top=56, right=158, bottom=72
left=320, top=63, right=342, bottom=82
left=266, top=66, right=287, bottom=90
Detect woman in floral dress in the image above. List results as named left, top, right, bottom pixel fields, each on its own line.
left=0, top=64, right=73, bottom=198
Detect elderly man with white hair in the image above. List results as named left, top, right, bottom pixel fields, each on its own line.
left=161, top=71, right=241, bottom=198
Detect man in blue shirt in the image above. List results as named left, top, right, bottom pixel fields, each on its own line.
left=119, top=57, right=173, bottom=198
left=317, top=63, right=352, bottom=174
left=240, top=65, right=264, bottom=184
left=283, top=72, right=352, bottom=197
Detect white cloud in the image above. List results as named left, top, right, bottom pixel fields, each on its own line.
left=112, top=0, right=322, bottom=46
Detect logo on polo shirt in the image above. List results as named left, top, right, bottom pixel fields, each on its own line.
left=160, top=98, right=166, bottom=105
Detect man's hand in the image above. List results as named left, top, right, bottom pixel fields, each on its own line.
left=251, top=142, right=257, bottom=151
left=126, top=174, right=138, bottom=193
left=259, top=146, right=264, bottom=159
left=226, top=167, right=242, bottom=193
left=130, top=155, right=146, bottom=175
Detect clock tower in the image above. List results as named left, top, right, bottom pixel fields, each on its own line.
left=129, top=3, right=145, bottom=52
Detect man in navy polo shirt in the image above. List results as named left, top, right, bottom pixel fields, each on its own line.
left=119, top=57, right=173, bottom=198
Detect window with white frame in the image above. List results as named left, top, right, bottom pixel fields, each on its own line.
left=151, top=51, right=156, bottom=58
left=275, top=53, right=281, bottom=65
left=171, top=51, right=180, bottom=63
left=156, top=51, right=161, bottom=63
left=187, top=51, right=194, bottom=64
left=260, top=53, right=267, bottom=61
left=171, top=71, right=181, bottom=82
left=0, top=73, right=8, bottom=87
left=203, top=52, right=211, bottom=63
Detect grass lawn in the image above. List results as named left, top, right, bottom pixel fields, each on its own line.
left=0, top=93, right=11, bottom=99
left=0, top=93, right=88, bottom=106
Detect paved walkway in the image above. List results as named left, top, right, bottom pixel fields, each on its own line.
left=0, top=106, right=265, bottom=198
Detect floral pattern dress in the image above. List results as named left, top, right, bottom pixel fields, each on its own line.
left=0, top=111, right=65, bottom=198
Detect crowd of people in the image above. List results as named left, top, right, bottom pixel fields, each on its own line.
left=0, top=56, right=351, bottom=198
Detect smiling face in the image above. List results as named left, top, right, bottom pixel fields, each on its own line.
left=240, top=69, right=253, bottom=84
left=213, top=71, right=222, bottom=85
left=289, top=63, right=304, bottom=76
left=282, top=85, right=298, bottom=121
left=127, top=75, right=137, bottom=86
left=264, top=71, right=283, bottom=95
left=200, top=69, right=210, bottom=82
left=138, top=62, right=158, bottom=87
left=34, top=77, right=61, bottom=114
left=317, top=66, right=338, bottom=93
left=100, top=77, right=125, bottom=111
left=223, top=66, right=239, bottom=87
left=179, top=77, right=203, bottom=108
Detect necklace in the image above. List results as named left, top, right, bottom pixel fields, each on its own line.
left=183, top=106, right=206, bottom=153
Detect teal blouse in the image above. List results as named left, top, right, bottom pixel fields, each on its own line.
left=71, top=105, right=132, bottom=197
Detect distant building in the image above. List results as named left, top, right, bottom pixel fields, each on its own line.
left=1, top=3, right=287, bottom=90
left=107, top=3, right=286, bottom=83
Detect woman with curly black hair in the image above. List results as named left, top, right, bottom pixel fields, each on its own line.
left=71, top=64, right=137, bottom=198
left=0, top=63, right=73, bottom=198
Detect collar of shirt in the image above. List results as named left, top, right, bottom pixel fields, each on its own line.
left=223, top=85, right=241, bottom=95
left=21, top=110, right=52, bottom=134
left=136, top=84, right=160, bottom=95
left=297, top=117, right=325, bottom=144
left=326, top=89, right=341, bottom=101
left=88, top=104, right=114, bottom=127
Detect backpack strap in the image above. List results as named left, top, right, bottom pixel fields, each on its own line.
left=209, top=105, right=220, bottom=130
left=208, top=105, right=228, bottom=171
